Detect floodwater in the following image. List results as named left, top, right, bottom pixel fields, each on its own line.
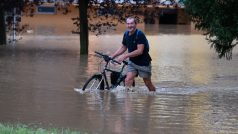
left=0, top=23, right=238, bottom=134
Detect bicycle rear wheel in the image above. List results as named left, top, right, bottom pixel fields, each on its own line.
left=82, top=74, right=104, bottom=91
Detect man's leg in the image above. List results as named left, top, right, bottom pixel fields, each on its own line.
left=135, top=64, right=156, bottom=92
left=125, top=72, right=137, bottom=88
left=143, top=78, right=156, bottom=91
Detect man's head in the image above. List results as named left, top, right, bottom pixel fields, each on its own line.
left=126, top=17, right=137, bottom=33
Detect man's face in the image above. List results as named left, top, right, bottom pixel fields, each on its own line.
left=126, top=18, right=136, bottom=32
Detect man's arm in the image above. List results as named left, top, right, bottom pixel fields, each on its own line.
left=111, top=44, right=127, bottom=59
left=118, top=44, right=144, bottom=62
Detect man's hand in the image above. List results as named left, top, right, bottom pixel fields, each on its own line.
left=116, top=44, right=144, bottom=63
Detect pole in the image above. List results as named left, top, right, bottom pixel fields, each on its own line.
left=13, top=8, right=17, bottom=43
left=0, top=9, right=6, bottom=45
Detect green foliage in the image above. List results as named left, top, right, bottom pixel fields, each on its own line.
left=185, top=0, right=238, bottom=59
left=0, top=123, right=83, bottom=134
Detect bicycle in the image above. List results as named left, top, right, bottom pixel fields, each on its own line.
left=82, top=51, right=134, bottom=91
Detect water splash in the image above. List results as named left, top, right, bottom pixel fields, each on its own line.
left=74, top=85, right=218, bottom=96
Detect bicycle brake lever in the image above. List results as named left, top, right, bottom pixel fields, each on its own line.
left=122, top=60, right=128, bottom=65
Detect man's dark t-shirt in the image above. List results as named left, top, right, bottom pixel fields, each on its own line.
left=122, top=29, right=152, bottom=66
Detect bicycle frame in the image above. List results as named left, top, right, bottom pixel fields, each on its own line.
left=95, top=51, right=127, bottom=89
left=100, top=59, right=127, bottom=89
left=82, top=51, right=133, bottom=91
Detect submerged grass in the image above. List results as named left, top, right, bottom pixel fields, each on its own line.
left=0, top=123, right=83, bottom=134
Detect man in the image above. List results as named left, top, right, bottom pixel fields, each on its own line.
left=111, top=17, right=156, bottom=91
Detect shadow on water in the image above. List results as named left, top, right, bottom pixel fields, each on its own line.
left=0, top=23, right=238, bottom=134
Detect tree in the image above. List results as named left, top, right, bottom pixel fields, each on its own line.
left=0, top=8, right=6, bottom=45
left=79, top=0, right=89, bottom=54
left=184, top=0, right=238, bottom=60
left=0, top=0, right=24, bottom=45
left=76, top=0, right=148, bottom=54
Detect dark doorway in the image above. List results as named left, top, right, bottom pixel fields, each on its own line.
left=159, top=9, right=177, bottom=24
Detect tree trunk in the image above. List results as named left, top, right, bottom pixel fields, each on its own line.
left=0, top=9, right=6, bottom=45
left=79, top=0, right=89, bottom=55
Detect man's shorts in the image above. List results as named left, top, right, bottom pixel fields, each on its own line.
left=127, top=61, right=152, bottom=78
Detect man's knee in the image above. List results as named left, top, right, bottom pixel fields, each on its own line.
left=125, top=72, right=136, bottom=85
left=125, top=75, right=134, bottom=83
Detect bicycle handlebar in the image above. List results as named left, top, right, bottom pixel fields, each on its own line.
left=95, top=51, right=121, bottom=65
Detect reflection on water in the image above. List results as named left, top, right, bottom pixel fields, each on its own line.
left=0, top=24, right=238, bottom=134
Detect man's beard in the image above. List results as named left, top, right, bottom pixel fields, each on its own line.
left=127, top=27, right=136, bottom=32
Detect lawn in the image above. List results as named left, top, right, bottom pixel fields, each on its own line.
left=0, top=123, right=84, bottom=134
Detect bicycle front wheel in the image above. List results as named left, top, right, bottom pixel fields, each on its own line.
left=82, top=74, right=104, bottom=91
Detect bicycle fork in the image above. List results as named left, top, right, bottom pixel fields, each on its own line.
left=102, top=71, right=110, bottom=90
